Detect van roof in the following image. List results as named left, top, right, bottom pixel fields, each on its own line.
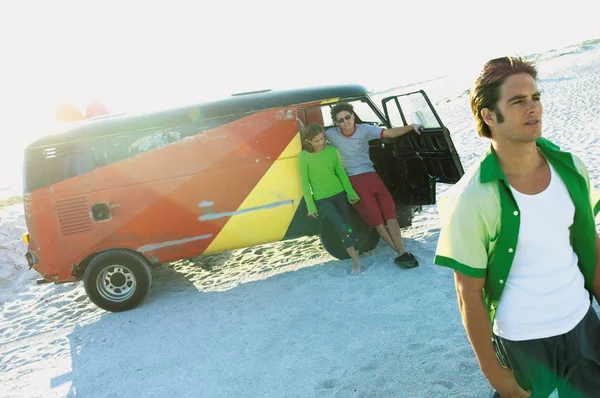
left=27, top=84, right=371, bottom=148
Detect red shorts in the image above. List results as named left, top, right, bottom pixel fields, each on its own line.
left=349, top=172, right=396, bottom=228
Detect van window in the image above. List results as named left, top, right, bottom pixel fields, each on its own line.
left=339, top=99, right=383, bottom=126
left=298, top=98, right=386, bottom=131
left=42, top=127, right=183, bottom=186
left=43, top=144, right=99, bottom=185
left=108, top=128, right=182, bottom=162
left=386, top=93, right=442, bottom=129
left=24, top=110, right=253, bottom=193
left=24, top=117, right=237, bottom=192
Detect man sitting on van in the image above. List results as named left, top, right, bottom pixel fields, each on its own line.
left=325, top=102, right=421, bottom=268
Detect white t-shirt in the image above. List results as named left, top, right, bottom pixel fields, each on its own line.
left=493, top=163, right=590, bottom=341
left=325, top=124, right=384, bottom=177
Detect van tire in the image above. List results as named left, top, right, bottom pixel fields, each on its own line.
left=83, top=249, right=152, bottom=312
left=319, top=213, right=380, bottom=260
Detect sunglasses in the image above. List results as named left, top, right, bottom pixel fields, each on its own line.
left=336, top=114, right=352, bottom=124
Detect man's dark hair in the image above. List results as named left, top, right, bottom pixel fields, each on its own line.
left=330, top=102, right=354, bottom=124
left=470, top=56, right=538, bottom=138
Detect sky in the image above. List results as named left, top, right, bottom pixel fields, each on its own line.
left=0, top=0, right=599, bottom=188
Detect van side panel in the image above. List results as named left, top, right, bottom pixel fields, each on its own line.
left=22, top=197, right=67, bottom=280
left=203, top=133, right=303, bottom=253
left=27, top=108, right=306, bottom=279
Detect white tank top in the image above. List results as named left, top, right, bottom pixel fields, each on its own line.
left=493, top=163, right=590, bottom=340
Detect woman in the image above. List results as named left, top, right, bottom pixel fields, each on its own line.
left=298, top=123, right=362, bottom=274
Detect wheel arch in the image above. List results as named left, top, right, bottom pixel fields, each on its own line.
left=72, top=247, right=151, bottom=280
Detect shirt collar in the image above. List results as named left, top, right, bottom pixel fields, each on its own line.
left=479, top=146, right=504, bottom=183
left=339, top=125, right=357, bottom=137
left=479, top=137, right=562, bottom=183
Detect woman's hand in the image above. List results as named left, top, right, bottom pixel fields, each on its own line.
left=348, top=195, right=360, bottom=205
left=307, top=211, right=319, bottom=218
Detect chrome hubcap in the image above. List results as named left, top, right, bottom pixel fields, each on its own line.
left=97, top=264, right=136, bottom=302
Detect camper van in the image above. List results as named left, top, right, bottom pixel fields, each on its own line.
left=22, top=85, right=464, bottom=312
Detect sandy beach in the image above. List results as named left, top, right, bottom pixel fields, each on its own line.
left=2, top=40, right=600, bottom=397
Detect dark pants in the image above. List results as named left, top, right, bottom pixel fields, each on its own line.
left=492, top=306, right=600, bottom=398
left=316, top=192, right=357, bottom=249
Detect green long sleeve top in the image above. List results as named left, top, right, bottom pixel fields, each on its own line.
left=297, top=145, right=358, bottom=214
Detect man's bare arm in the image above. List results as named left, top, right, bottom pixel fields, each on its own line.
left=454, top=272, right=498, bottom=373
left=381, top=124, right=421, bottom=138
left=454, top=272, right=530, bottom=397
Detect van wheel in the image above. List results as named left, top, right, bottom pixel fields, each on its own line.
left=83, top=249, right=152, bottom=312
left=319, top=213, right=380, bottom=260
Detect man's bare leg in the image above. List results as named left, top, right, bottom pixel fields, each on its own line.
left=384, top=218, right=418, bottom=268
left=346, top=246, right=361, bottom=275
left=385, top=218, right=406, bottom=255
left=374, top=223, right=401, bottom=255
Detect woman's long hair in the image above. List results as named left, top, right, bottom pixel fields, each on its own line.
left=302, top=123, right=325, bottom=153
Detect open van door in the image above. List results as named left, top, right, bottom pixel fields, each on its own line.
left=375, top=90, right=464, bottom=206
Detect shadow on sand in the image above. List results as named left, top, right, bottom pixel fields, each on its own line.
left=48, top=233, right=494, bottom=398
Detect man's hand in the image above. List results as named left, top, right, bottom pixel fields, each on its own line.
left=453, top=272, right=528, bottom=398
left=382, top=124, right=422, bottom=138
left=485, top=364, right=530, bottom=398
left=410, top=123, right=423, bottom=134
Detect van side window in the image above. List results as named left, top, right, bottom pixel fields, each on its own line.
left=25, top=114, right=246, bottom=191
left=118, top=128, right=181, bottom=159
left=298, top=98, right=386, bottom=131
left=387, top=93, right=442, bottom=129
left=341, top=100, right=383, bottom=126
left=33, top=128, right=185, bottom=188
left=43, top=143, right=99, bottom=185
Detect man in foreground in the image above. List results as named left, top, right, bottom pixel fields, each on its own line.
left=434, top=56, right=600, bottom=397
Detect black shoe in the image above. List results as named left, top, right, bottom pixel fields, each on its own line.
left=394, top=252, right=419, bottom=269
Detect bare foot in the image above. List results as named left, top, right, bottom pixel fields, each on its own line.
left=351, top=263, right=361, bottom=275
